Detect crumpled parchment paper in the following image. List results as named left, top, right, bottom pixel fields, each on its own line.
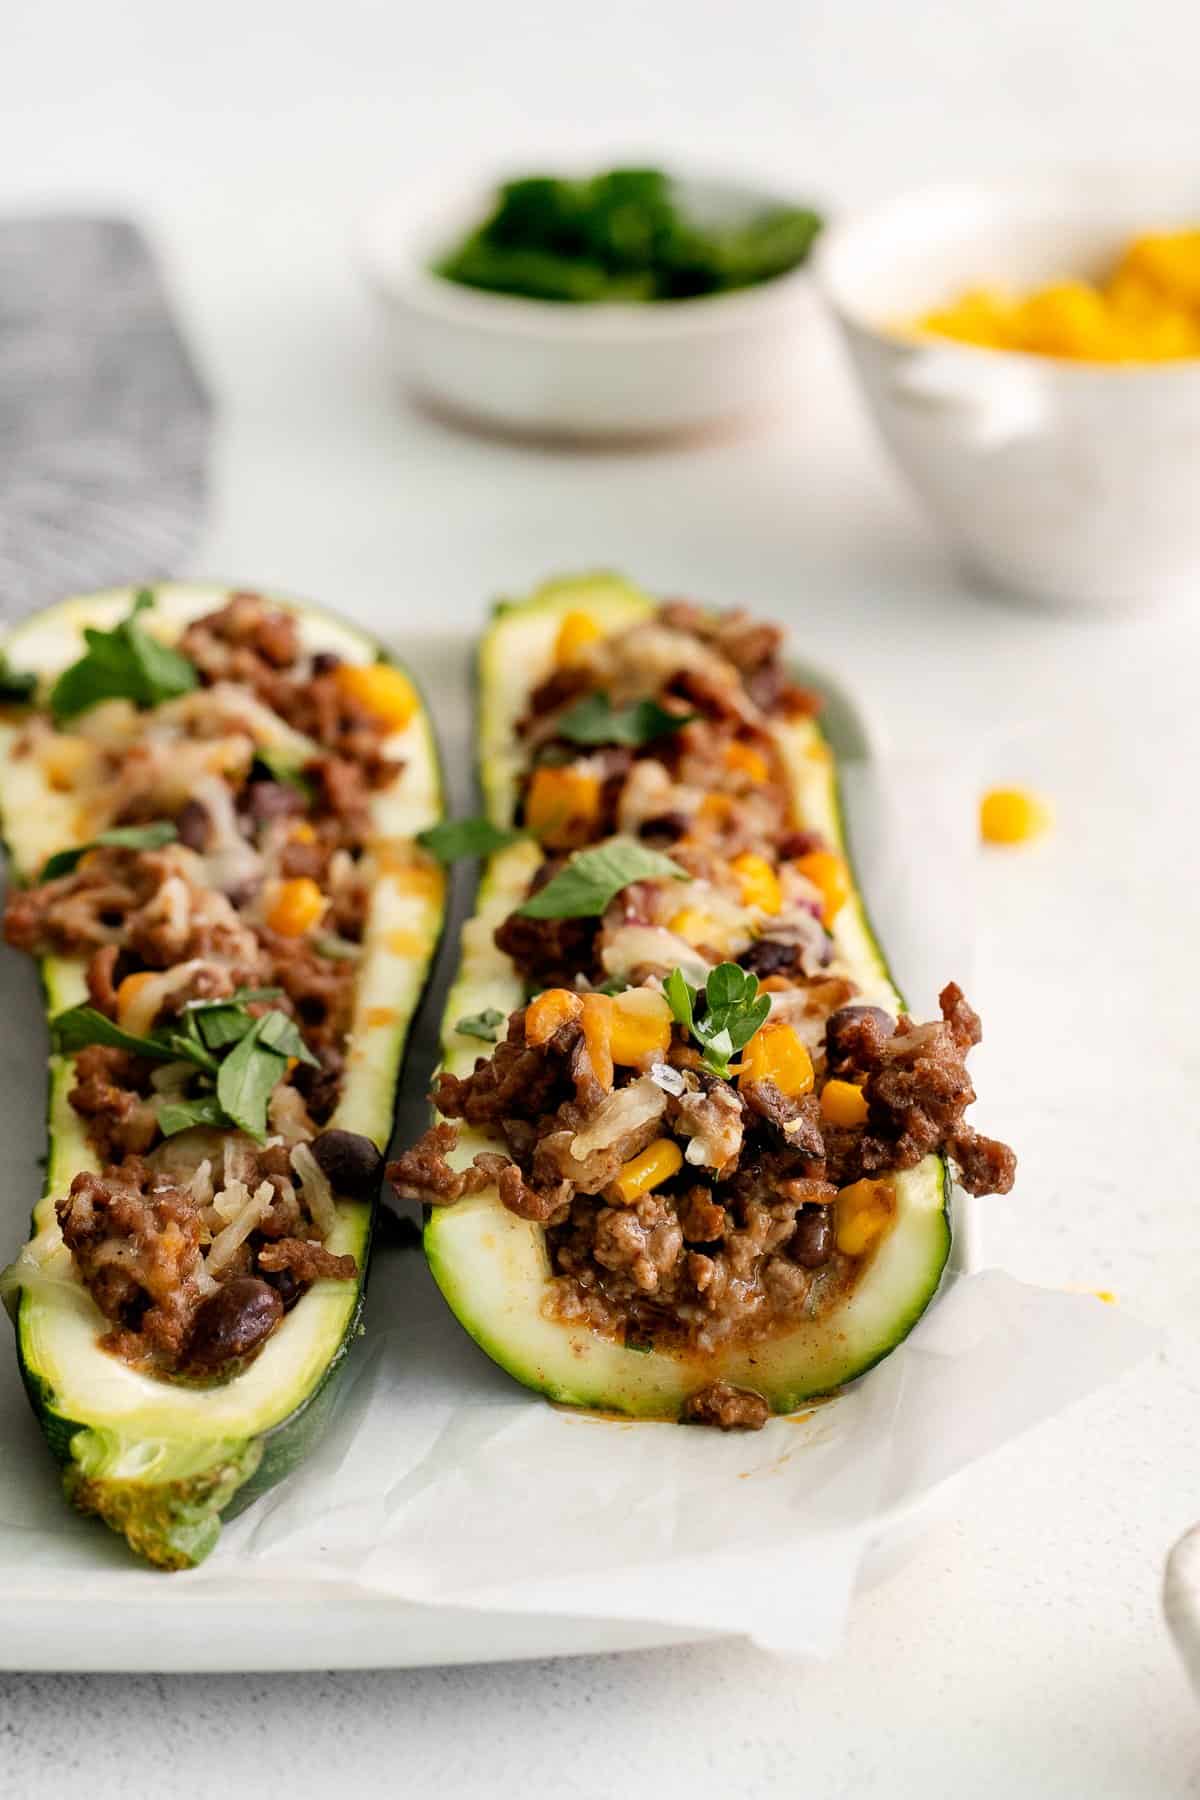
left=0, top=750, right=1158, bottom=1654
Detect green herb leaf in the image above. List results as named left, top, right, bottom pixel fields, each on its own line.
left=417, top=816, right=526, bottom=863
left=554, top=691, right=695, bottom=748
left=49, top=590, right=198, bottom=722
left=256, top=1008, right=320, bottom=1067
left=182, top=993, right=317, bottom=1067
left=39, top=821, right=178, bottom=883
left=663, top=961, right=770, bottom=1078
left=435, top=169, right=822, bottom=304
left=252, top=744, right=315, bottom=799
left=49, top=1005, right=213, bottom=1070
left=0, top=651, right=37, bottom=703
left=191, top=1005, right=258, bottom=1053
left=517, top=838, right=686, bottom=921
left=215, top=1017, right=288, bottom=1141
left=455, top=1007, right=507, bottom=1042
left=704, top=962, right=753, bottom=1011
left=663, top=967, right=696, bottom=1034
left=157, top=1094, right=229, bottom=1138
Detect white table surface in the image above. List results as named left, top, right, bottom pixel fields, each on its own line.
left=2, top=2, right=1200, bottom=1794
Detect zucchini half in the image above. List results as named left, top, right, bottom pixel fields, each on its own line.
left=0, top=585, right=445, bottom=1567
left=424, top=573, right=951, bottom=1417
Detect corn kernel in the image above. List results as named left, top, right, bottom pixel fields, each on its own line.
left=525, top=765, right=601, bottom=849
left=609, top=988, right=673, bottom=1065
left=835, top=1179, right=895, bottom=1257
left=333, top=661, right=417, bottom=731
left=792, top=849, right=851, bottom=926
left=290, top=821, right=317, bottom=845
left=115, top=971, right=158, bottom=1027
left=553, top=609, right=603, bottom=666
left=1119, top=231, right=1200, bottom=308
left=738, top=1019, right=814, bottom=1097
left=41, top=736, right=93, bottom=792
left=724, top=741, right=770, bottom=783
left=669, top=907, right=721, bottom=948
left=580, top=992, right=615, bottom=1089
left=525, top=988, right=583, bottom=1045
left=980, top=787, right=1052, bottom=846
left=914, top=231, right=1200, bottom=363
left=731, top=851, right=782, bottom=915
left=266, top=876, right=327, bottom=936
left=610, top=1137, right=683, bottom=1205
left=697, top=793, right=734, bottom=824
left=820, top=1078, right=869, bottom=1128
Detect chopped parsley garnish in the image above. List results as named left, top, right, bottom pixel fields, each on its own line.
left=454, top=1007, right=507, bottom=1042
left=417, top=816, right=527, bottom=863
left=39, top=821, right=178, bottom=884
left=156, top=1094, right=229, bottom=1137
left=50, top=1006, right=218, bottom=1071
left=435, top=168, right=823, bottom=304
left=214, top=1015, right=292, bottom=1138
left=49, top=590, right=198, bottom=723
left=664, top=962, right=770, bottom=1079
left=51, top=988, right=316, bottom=1143
left=554, top=691, right=695, bottom=748
left=516, top=839, right=686, bottom=921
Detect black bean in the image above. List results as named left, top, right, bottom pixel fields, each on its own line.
left=638, top=811, right=690, bottom=844
left=242, top=779, right=304, bottom=825
left=187, top=1277, right=283, bottom=1371
left=223, top=877, right=262, bottom=911
left=175, top=798, right=211, bottom=851
left=261, top=1266, right=303, bottom=1311
left=790, top=1207, right=834, bottom=1268
left=311, top=1128, right=384, bottom=1199
left=777, top=828, right=827, bottom=860
left=311, top=651, right=342, bottom=675
left=739, top=938, right=802, bottom=979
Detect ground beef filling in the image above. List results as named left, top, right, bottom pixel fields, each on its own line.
left=390, top=598, right=1016, bottom=1425
left=54, top=1134, right=362, bottom=1379
left=390, top=984, right=1015, bottom=1373
left=5, top=594, right=399, bottom=1378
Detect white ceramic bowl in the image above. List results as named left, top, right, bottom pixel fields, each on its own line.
left=817, top=174, right=1200, bottom=613
left=359, top=174, right=820, bottom=441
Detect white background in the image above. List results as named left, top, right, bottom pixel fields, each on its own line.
left=2, top=1, right=1200, bottom=1794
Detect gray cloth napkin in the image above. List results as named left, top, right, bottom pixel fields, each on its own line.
left=0, top=216, right=210, bottom=616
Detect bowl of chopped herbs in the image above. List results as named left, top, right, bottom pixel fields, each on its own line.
left=361, top=166, right=825, bottom=439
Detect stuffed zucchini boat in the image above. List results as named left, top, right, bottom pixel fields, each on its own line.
left=392, top=574, right=1015, bottom=1427
left=0, top=585, right=444, bottom=1565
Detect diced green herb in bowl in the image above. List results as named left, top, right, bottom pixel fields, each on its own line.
left=434, top=168, right=822, bottom=304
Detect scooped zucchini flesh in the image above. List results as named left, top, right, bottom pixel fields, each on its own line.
left=0, top=585, right=444, bottom=1567
left=416, top=574, right=1009, bottom=1420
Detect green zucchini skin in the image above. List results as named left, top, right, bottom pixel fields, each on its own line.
left=0, top=584, right=445, bottom=1569
left=423, top=574, right=951, bottom=1420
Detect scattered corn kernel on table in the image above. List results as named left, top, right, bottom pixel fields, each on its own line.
left=2, top=3, right=1200, bottom=1796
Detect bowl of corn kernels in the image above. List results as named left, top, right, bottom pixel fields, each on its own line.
left=817, top=174, right=1200, bottom=612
